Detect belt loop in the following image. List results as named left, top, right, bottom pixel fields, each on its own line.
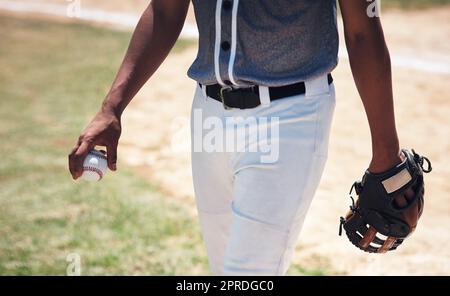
left=305, top=74, right=330, bottom=97
left=259, top=86, right=271, bottom=106
left=201, top=84, right=208, bottom=101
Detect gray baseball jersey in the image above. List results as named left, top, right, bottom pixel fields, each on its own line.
left=187, top=0, right=339, bottom=87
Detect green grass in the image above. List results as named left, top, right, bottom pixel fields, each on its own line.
left=0, top=14, right=205, bottom=275
left=0, top=14, right=331, bottom=276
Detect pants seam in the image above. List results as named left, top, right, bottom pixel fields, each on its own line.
left=274, top=94, right=322, bottom=274
left=274, top=156, right=320, bottom=275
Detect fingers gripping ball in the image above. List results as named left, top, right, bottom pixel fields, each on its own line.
left=339, top=149, right=432, bottom=253
left=81, top=150, right=108, bottom=182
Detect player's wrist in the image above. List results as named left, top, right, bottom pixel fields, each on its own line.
left=370, top=134, right=400, bottom=165
left=101, top=93, right=126, bottom=118
left=101, top=101, right=122, bottom=119
left=369, top=134, right=402, bottom=173
left=369, top=148, right=403, bottom=173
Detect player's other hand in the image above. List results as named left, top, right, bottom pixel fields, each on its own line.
left=68, top=109, right=121, bottom=180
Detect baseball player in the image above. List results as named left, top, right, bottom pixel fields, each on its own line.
left=69, top=0, right=430, bottom=275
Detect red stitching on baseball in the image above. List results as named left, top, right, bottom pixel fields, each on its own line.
left=83, top=166, right=103, bottom=180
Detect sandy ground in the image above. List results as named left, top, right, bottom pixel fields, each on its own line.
left=4, top=2, right=450, bottom=275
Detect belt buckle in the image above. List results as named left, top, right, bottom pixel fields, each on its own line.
left=219, top=85, right=233, bottom=110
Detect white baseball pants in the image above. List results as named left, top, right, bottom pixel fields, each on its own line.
left=190, top=74, right=335, bottom=275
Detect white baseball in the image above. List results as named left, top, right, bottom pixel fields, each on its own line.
left=81, top=150, right=108, bottom=182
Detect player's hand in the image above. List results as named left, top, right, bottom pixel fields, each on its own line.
left=68, top=110, right=121, bottom=180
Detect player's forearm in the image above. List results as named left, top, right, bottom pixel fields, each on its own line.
left=102, top=2, right=188, bottom=117
left=345, top=28, right=401, bottom=163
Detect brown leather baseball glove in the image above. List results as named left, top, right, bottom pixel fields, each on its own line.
left=339, top=149, right=432, bottom=253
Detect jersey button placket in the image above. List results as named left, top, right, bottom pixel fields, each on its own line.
left=221, top=1, right=232, bottom=52
left=217, top=0, right=234, bottom=86
left=221, top=41, right=231, bottom=51
left=222, top=0, right=233, bottom=11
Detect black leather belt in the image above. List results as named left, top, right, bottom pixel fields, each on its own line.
left=200, top=74, right=333, bottom=110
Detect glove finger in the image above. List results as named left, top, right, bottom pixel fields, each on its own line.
left=393, top=194, right=408, bottom=209
left=403, top=200, right=420, bottom=231
left=378, top=236, right=397, bottom=253
left=404, top=187, right=415, bottom=201
left=359, top=226, right=377, bottom=249
left=394, top=187, right=417, bottom=209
